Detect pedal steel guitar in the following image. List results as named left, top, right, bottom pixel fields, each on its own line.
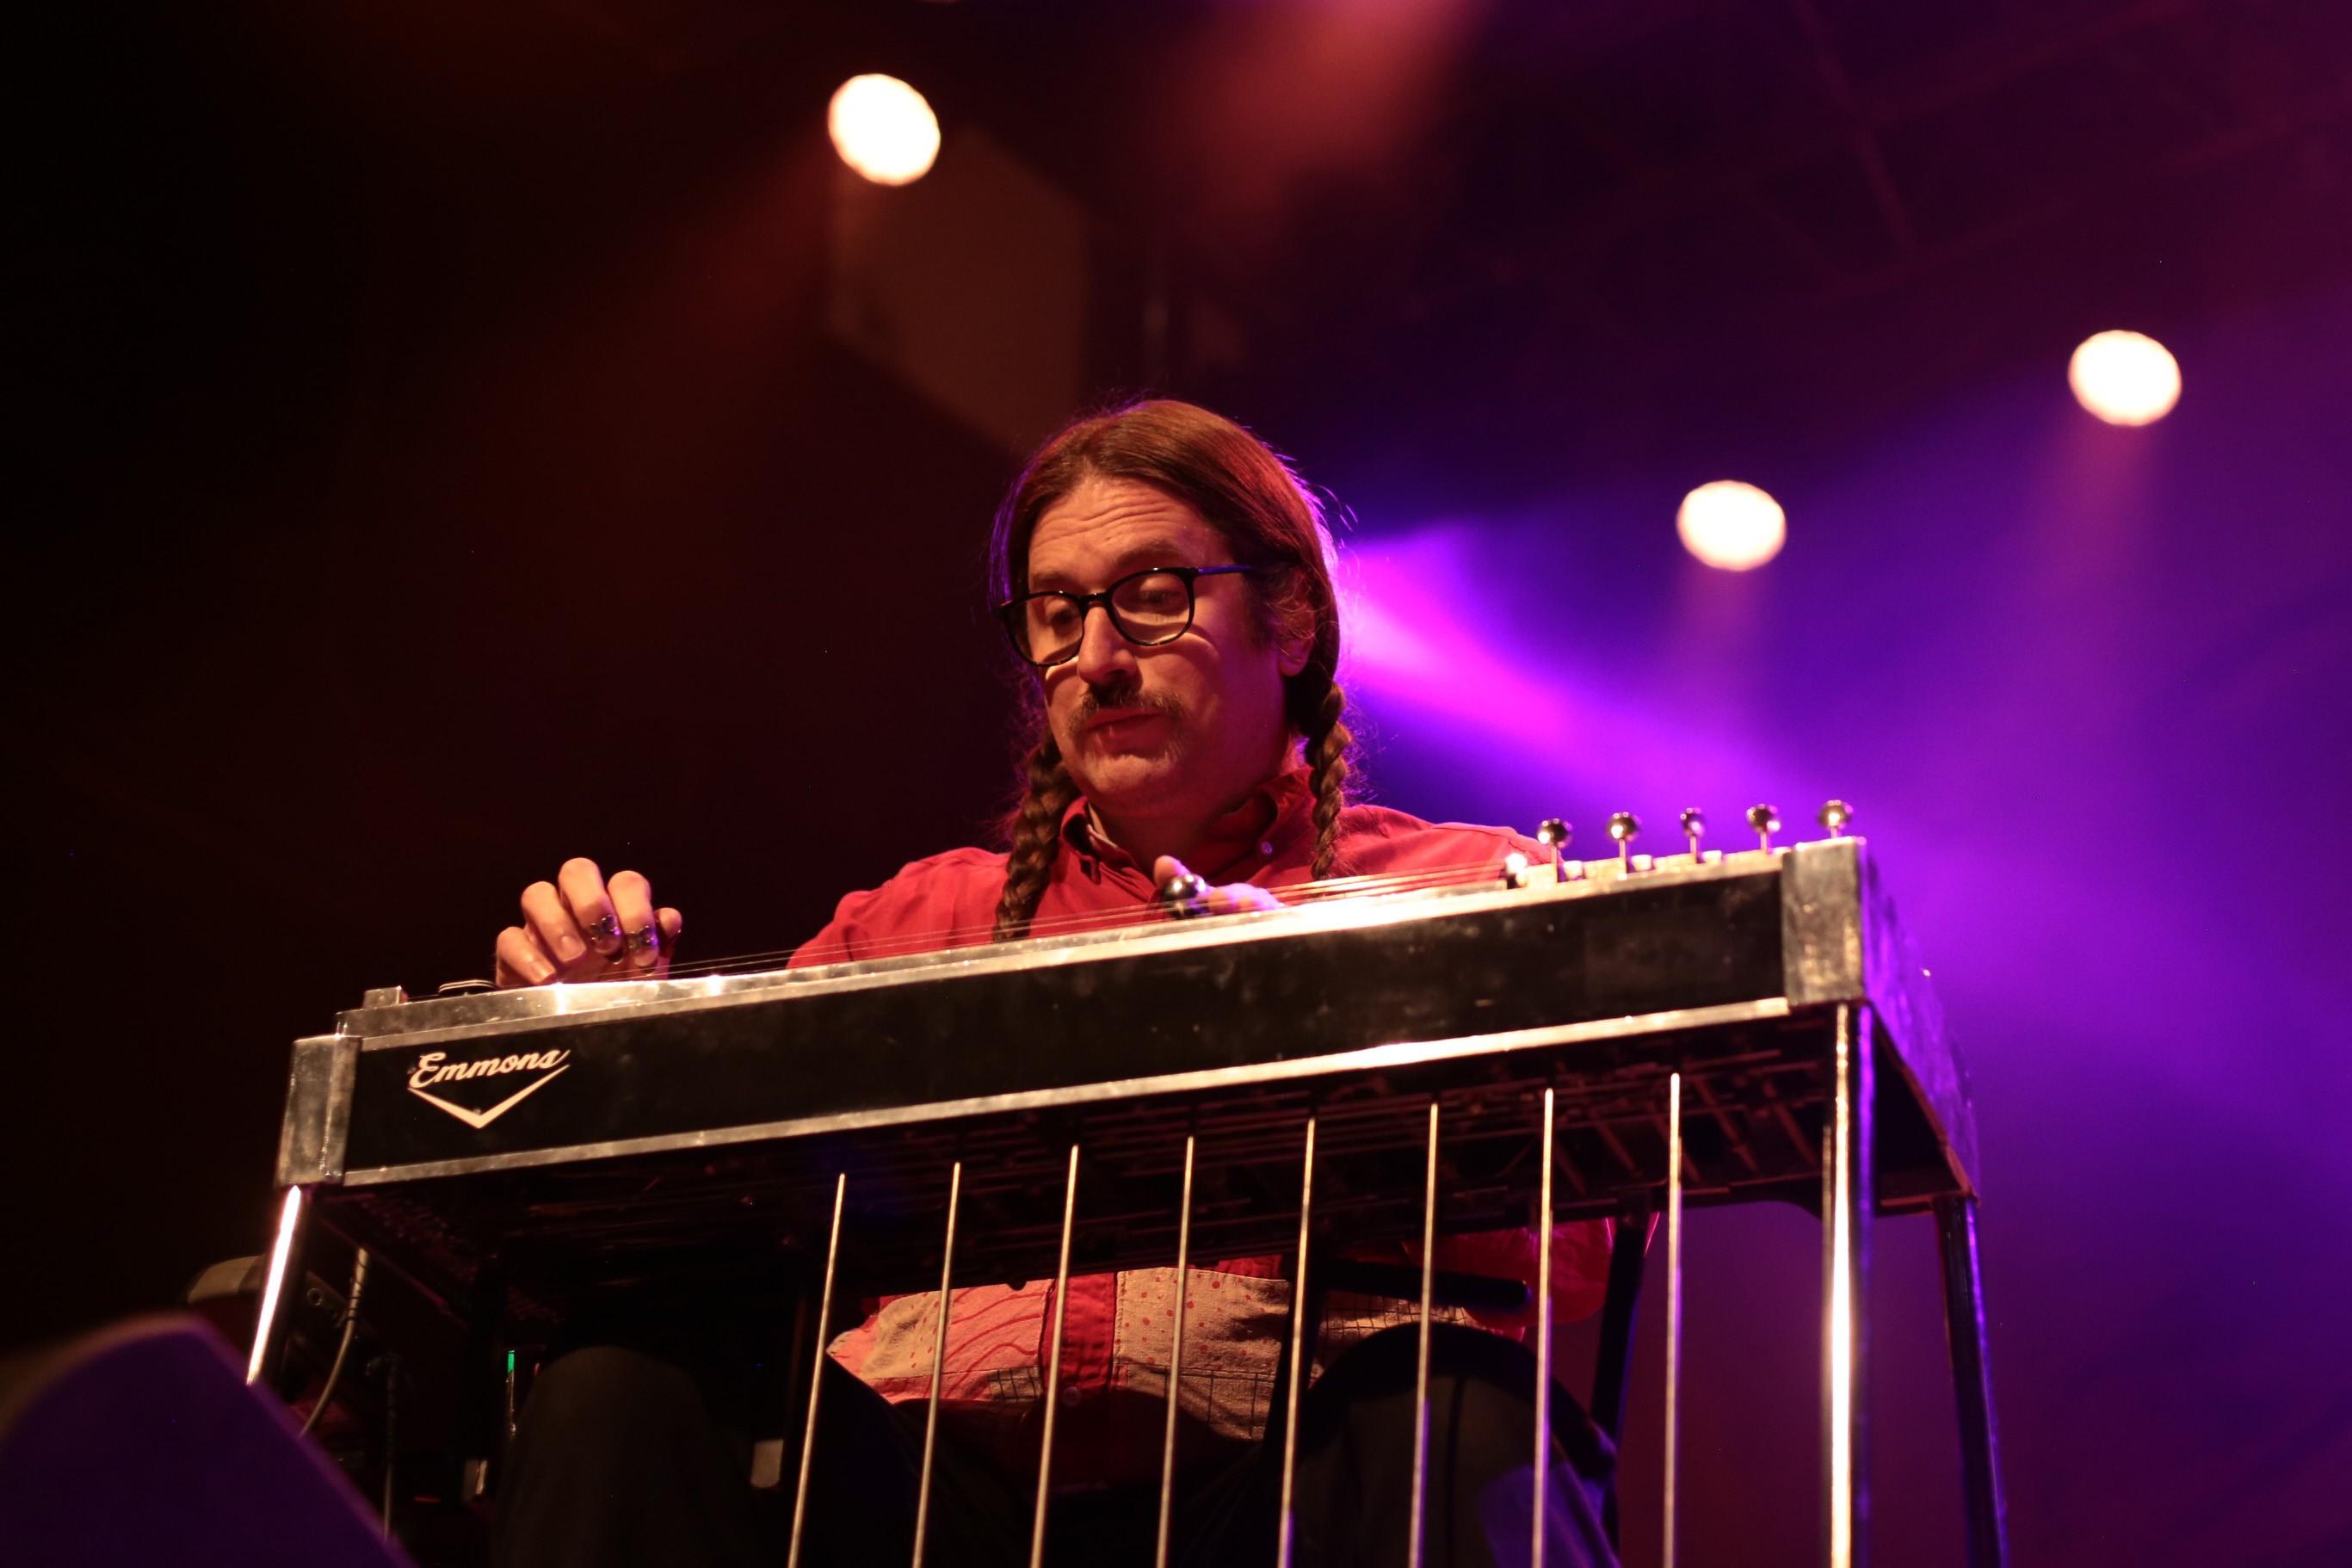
left=252, top=806, right=2006, bottom=1568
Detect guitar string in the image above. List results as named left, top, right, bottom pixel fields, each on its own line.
left=641, top=861, right=1507, bottom=977
left=607, top=862, right=1497, bottom=974
left=534, top=855, right=1568, bottom=984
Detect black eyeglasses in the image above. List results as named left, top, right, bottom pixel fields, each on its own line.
left=995, top=565, right=1261, bottom=669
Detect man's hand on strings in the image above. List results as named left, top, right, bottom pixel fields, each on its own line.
left=495, top=858, right=684, bottom=986
left=1151, top=855, right=1284, bottom=917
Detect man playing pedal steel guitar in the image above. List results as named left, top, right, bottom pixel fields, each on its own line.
left=488, top=400, right=1623, bottom=1567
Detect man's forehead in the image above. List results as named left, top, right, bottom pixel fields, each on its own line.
left=1026, top=479, right=1224, bottom=581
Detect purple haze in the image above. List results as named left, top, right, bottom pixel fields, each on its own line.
left=1337, top=287, right=2352, bottom=1565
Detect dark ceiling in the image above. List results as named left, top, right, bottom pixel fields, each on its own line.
left=30, top=0, right=2350, bottom=516
left=312, top=0, right=2352, bottom=487
left=1023, top=0, right=2352, bottom=485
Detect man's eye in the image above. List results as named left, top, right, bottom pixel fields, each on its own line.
left=1036, top=600, right=1081, bottom=630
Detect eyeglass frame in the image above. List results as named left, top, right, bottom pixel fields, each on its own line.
left=993, top=564, right=1264, bottom=669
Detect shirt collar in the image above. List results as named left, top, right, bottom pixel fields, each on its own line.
left=1061, top=765, right=1317, bottom=880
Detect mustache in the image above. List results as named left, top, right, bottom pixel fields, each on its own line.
left=1074, top=682, right=1183, bottom=729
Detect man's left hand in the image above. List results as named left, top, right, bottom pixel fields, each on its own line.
left=1151, top=855, right=1285, bottom=917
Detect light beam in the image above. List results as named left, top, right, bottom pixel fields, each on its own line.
left=2068, top=330, right=2182, bottom=426
left=829, top=75, right=941, bottom=187
left=1676, top=480, right=1786, bottom=571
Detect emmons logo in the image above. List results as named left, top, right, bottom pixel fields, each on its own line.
left=406, top=1048, right=571, bottom=1129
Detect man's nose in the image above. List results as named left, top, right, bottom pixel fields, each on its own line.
left=1071, top=603, right=1138, bottom=685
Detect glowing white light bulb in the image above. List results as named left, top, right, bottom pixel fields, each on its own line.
left=2068, top=330, right=2181, bottom=426
left=1676, top=480, right=1786, bottom=571
left=828, top=74, right=941, bottom=186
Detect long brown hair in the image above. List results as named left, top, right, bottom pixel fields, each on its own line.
left=988, top=399, right=1355, bottom=939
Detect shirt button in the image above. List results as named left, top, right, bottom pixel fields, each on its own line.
left=1259, top=841, right=1275, bottom=856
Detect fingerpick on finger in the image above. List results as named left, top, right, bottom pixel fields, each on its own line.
left=607, top=869, right=661, bottom=970
left=558, top=858, right=622, bottom=956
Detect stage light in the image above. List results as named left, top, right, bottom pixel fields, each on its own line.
left=828, top=74, right=940, bottom=186
left=2068, top=330, right=2181, bottom=426
left=1676, top=480, right=1786, bottom=571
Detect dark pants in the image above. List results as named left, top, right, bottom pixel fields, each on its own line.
left=494, top=1324, right=1618, bottom=1567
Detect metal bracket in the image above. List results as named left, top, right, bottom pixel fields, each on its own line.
left=275, top=1034, right=358, bottom=1187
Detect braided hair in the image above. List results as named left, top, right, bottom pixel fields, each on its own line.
left=1300, top=680, right=1354, bottom=879
left=991, top=732, right=1081, bottom=941
left=989, top=400, right=1355, bottom=940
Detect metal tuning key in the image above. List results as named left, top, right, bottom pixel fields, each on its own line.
left=1745, top=804, right=1781, bottom=852
left=1607, top=812, right=1641, bottom=878
left=1501, top=851, right=1531, bottom=889
left=1679, top=807, right=1706, bottom=862
left=1536, top=818, right=1572, bottom=883
left=1818, top=799, right=1855, bottom=838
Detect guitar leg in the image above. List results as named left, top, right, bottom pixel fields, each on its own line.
left=1822, top=1005, right=1874, bottom=1568
left=1935, top=1195, right=2009, bottom=1568
left=245, top=1185, right=309, bottom=1390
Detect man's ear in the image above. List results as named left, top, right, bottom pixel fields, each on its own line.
left=1275, top=616, right=1315, bottom=679
left=1262, top=567, right=1317, bottom=676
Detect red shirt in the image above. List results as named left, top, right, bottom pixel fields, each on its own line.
left=793, top=769, right=1615, bottom=1485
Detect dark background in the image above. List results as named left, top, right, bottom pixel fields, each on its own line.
left=16, top=2, right=2352, bottom=1563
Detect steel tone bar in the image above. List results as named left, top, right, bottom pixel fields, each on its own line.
left=246, top=1185, right=307, bottom=1386
left=910, top=1159, right=963, bottom=1568
left=1664, top=1070, right=1684, bottom=1568
left=1823, top=1005, right=1875, bottom=1568
left=1531, top=1086, right=1556, bottom=1568
left=1408, top=1101, right=1441, bottom=1568
left=1154, top=1133, right=1199, bottom=1568
left=1275, top=1115, right=1318, bottom=1568
left=787, top=1173, right=849, bottom=1568
left=1934, top=1195, right=2009, bottom=1568
left=1028, top=1144, right=1083, bottom=1568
